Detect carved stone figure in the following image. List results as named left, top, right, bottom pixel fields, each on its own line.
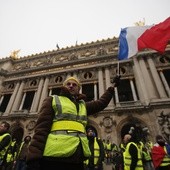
left=158, top=111, right=170, bottom=142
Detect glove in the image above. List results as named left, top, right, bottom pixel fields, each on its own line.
left=111, top=75, right=121, bottom=87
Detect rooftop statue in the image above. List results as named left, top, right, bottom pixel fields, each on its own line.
left=134, top=18, right=145, bottom=26
left=10, top=49, right=20, bottom=59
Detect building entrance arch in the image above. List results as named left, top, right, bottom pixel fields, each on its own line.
left=119, top=117, right=149, bottom=144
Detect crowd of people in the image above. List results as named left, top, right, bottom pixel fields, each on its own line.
left=0, top=121, right=31, bottom=170
left=0, top=76, right=170, bottom=170
left=101, top=132, right=170, bottom=170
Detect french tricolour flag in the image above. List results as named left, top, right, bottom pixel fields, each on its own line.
left=118, top=17, right=170, bottom=60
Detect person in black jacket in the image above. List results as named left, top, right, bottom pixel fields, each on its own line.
left=0, top=121, right=11, bottom=170
left=123, top=130, right=143, bottom=170
left=84, top=128, right=104, bottom=170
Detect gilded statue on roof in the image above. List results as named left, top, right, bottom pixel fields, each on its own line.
left=134, top=18, right=145, bottom=26
left=10, top=49, right=20, bottom=59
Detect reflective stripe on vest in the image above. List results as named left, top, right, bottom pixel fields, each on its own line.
left=51, top=120, right=85, bottom=133
left=43, top=95, right=91, bottom=158
left=124, top=142, right=143, bottom=170
left=17, top=142, right=24, bottom=157
left=94, top=138, right=100, bottom=165
left=52, top=95, right=87, bottom=125
left=0, top=133, right=11, bottom=159
left=160, top=147, right=170, bottom=167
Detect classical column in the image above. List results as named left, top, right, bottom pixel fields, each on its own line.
left=147, top=57, right=167, bottom=98
left=105, top=67, right=114, bottom=107
left=130, top=79, right=138, bottom=101
left=98, top=68, right=104, bottom=97
left=133, top=57, right=149, bottom=104
left=4, top=82, right=20, bottom=114
left=31, top=78, right=44, bottom=112
left=94, top=82, right=98, bottom=100
left=30, top=91, right=36, bottom=111
left=11, top=81, right=25, bottom=111
left=0, top=76, right=4, bottom=93
left=159, top=70, right=170, bottom=97
left=38, top=77, right=49, bottom=111
left=138, top=58, right=157, bottom=99
left=105, top=67, right=111, bottom=88
left=49, top=89, right=52, bottom=96
left=0, top=95, right=4, bottom=106
left=19, top=92, right=26, bottom=110
left=114, top=87, right=120, bottom=106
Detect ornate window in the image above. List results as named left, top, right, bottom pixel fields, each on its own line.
left=55, top=76, right=63, bottom=83
left=83, top=71, right=93, bottom=79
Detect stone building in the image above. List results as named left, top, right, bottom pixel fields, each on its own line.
left=0, top=37, right=170, bottom=146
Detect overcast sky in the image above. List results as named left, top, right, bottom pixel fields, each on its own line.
left=0, top=0, right=169, bottom=58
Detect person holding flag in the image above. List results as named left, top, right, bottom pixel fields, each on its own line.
left=26, top=75, right=121, bottom=170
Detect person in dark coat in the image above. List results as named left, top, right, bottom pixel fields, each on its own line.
left=26, top=75, right=120, bottom=170
left=151, top=135, right=170, bottom=170
left=84, top=128, right=105, bottom=170
left=0, top=121, right=11, bottom=170
left=15, top=136, right=31, bottom=170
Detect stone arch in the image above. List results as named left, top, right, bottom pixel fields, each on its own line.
left=116, top=115, right=152, bottom=145
left=10, top=121, right=24, bottom=143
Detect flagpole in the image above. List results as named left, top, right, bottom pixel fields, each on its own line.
left=117, top=61, right=120, bottom=76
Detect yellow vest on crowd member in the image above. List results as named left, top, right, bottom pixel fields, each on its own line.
left=6, top=140, right=17, bottom=163
left=17, top=141, right=24, bottom=157
left=102, top=141, right=106, bottom=150
left=6, top=152, right=17, bottom=163
left=84, top=137, right=100, bottom=166
left=43, top=95, right=91, bottom=158
left=106, top=143, right=112, bottom=151
left=124, top=142, right=144, bottom=170
left=120, top=143, right=126, bottom=152
left=159, top=146, right=170, bottom=167
left=142, top=141, right=153, bottom=162
left=112, top=144, right=118, bottom=151
left=0, top=133, right=11, bottom=159
left=142, top=150, right=152, bottom=162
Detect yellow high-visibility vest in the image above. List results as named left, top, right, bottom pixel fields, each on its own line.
left=84, top=137, right=100, bottom=165
left=6, top=140, right=17, bottom=163
left=0, top=133, right=11, bottom=159
left=43, top=95, right=91, bottom=158
left=160, top=146, right=170, bottom=167
left=124, top=142, right=144, bottom=170
left=106, top=143, right=112, bottom=151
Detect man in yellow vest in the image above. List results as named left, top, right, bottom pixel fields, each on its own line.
left=105, top=139, right=112, bottom=164
left=4, top=138, right=17, bottom=170
left=26, top=75, right=121, bottom=170
left=142, top=140, right=154, bottom=170
left=0, top=121, right=11, bottom=170
left=123, top=133, right=144, bottom=170
left=84, top=128, right=104, bottom=170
